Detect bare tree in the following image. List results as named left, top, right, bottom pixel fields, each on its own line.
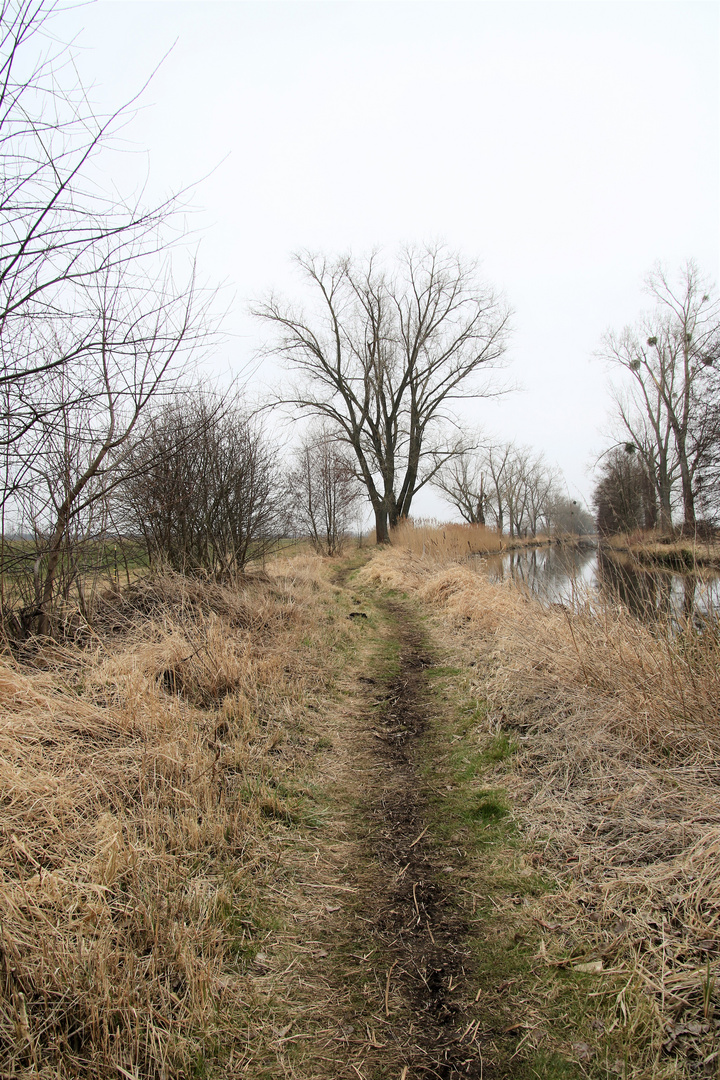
left=601, top=262, right=720, bottom=531
left=432, top=437, right=489, bottom=525
left=12, top=254, right=204, bottom=634
left=503, top=448, right=533, bottom=539
left=433, top=436, right=560, bottom=538
left=482, top=441, right=514, bottom=534
left=593, top=446, right=657, bottom=536
left=492, top=445, right=559, bottom=539
left=254, top=244, right=510, bottom=543
left=694, top=359, right=720, bottom=523
left=523, top=453, right=561, bottom=537
left=288, top=424, right=361, bottom=555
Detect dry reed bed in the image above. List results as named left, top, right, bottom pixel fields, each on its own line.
left=391, top=518, right=506, bottom=557
left=358, top=548, right=720, bottom=1070
left=603, top=531, right=720, bottom=570
left=0, top=557, right=347, bottom=1078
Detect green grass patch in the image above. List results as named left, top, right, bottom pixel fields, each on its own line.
left=413, top=647, right=599, bottom=1078
left=480, top=732, right=519, bottom=762
left=425, top=664, right=462, bottom=679
left=466, top=788, right=510, bottom=822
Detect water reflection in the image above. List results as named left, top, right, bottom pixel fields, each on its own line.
left=477, top=544, right=720, bottom=627
left=481, top=545, right=597, bottom=605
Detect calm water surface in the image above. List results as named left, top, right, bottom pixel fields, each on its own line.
left=477, top=544, right=720, bottom=625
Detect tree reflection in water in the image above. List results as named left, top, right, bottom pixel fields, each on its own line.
left=478, top=545, right=719, bottom=629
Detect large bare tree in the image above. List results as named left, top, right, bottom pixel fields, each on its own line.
left=254, top=244, right=510, bottom=542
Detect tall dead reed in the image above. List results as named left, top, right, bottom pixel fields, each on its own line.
left=391, top=518, right=505, bottom=559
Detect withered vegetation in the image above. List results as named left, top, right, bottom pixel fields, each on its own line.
left=358, top=547, right=720, bottom=1075
left=2, top=537, right=720, bottom=1079
left=0, top=557, right=354, bottom=1078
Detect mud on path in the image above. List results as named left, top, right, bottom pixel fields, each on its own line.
left=353, top=598, right=483, bottom=1079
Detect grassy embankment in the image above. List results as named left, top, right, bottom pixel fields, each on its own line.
left=1, top=526, right=719, bottom=1077
left=358, top=541, right=720, bottom=1077
left=0, top=558, right=367, bottom=1077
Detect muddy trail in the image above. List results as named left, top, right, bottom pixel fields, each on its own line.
left=342, top=597, right=483, bottom=1079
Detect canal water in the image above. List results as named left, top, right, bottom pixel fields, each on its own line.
left=477, top=544, right=720, bottom=626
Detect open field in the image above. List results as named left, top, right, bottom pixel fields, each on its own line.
left=0, top=542, right=718, bottom=1077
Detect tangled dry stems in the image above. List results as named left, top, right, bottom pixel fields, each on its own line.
left=359, top=548, right=720, bottom=1073
left=0, top=559, right=346, bottom=1078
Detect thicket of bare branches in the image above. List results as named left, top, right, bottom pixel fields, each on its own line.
left=0, top=1, right=211, bottom=636
left=117, top=393, right=284, bottom=577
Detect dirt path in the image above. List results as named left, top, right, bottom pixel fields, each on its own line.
left=258, top=581, right=487, bottom=1078
left=351, top=597, right=482, bottom=1079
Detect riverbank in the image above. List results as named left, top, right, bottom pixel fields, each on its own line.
left=1, top=549, right=718, bottom=1077
left=603, top=533, right=720, bottom=570
left=359, top=547, right=720, bottom=1076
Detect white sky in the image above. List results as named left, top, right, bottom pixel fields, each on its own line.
left=54, top=0, right=719, bottom=518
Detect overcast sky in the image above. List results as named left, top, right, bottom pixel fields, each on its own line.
left=55, top=0, right=719, bottom=518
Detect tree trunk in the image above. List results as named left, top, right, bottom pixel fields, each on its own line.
left=38, top=518, right=68, bottom=637
left=374, top=504, right=390, bottom=544
left=678, top=457, right=696, bottom=529
left=476, top=477, right=485, bottom=525
left=658, top=488, right=673, bottom=533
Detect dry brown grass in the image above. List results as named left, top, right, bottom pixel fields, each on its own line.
left=0, top=558, right=351, bottom=1078
left=604, top=530, right=720, bottom=569
left=391, top=518, right=507, bottom=559
left=357, top=548, right=720, bottom=1073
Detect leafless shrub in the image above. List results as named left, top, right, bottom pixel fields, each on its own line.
left=117, top=392, right=284, bottom=578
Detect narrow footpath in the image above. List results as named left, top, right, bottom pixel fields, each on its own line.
left=351, top=597, right=482, bottom=1078
left=247, top=569, right=509, bottom=1079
